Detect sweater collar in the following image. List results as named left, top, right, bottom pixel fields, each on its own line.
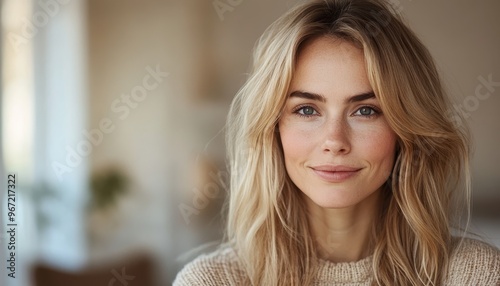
left=315, top=255, right=372, bottom=283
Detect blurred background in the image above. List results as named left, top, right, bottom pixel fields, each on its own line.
left=0, top=0, right=498, bottom=285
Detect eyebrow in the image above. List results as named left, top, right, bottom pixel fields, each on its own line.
left=288, top=91, right=376, bottom=103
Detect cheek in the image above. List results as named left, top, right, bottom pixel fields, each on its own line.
left=278, top=121, right=313, bottom=164
left=355, top=125, right=397, bottom=170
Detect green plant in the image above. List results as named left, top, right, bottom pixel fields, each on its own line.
left=90, top=168, right=128, bottom=209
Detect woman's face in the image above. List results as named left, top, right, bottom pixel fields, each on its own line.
left=278, top=36, right=397, bottom=209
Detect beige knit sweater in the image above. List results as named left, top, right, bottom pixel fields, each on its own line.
left=174, top=238, right=500, bottom=285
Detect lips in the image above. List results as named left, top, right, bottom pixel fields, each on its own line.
left=310, top=165, right=362, bottom=182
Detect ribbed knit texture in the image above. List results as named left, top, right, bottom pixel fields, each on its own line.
left=174, top=238, right=500, bottom=285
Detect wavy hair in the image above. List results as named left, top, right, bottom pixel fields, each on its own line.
left=225, top=0, right=471, bottom=285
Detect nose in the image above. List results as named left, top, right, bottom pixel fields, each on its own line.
left=321, top=117, right=351, bottom=155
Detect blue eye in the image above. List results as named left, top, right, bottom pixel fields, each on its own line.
left=294, top=106, right=318, bottom=117
left=353, top=106, right=380, bottom=117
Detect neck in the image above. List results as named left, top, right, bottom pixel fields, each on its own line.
left=305, top=189, right=382, bottom=263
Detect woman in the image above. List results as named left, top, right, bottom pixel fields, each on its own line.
left=175, top=0, right=500, bottom=285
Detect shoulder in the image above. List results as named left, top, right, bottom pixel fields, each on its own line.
left=447, top=237, right=500, bottom=285
left=173, top=245, right=248, bottom=286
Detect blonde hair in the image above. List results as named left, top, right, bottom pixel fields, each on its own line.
left=225, top=0, right=471, bottom=285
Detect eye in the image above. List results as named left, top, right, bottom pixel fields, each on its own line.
left=294, top=105, right=319, bottom=117
left=352, top=106, right=380, bottom=117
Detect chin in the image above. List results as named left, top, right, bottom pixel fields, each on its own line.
left=311, top=198, right=358, bottom=209
left=303, top=189, right=360, bottom=209
left=301, top=185, right=380, bottom=210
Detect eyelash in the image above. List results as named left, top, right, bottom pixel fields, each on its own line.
left=292, top=105, right=382, bottom=118
left=292, top=105, right=319, bottom=118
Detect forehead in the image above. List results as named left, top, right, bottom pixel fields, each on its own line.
left=290, top=36, right=371, bottom=99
